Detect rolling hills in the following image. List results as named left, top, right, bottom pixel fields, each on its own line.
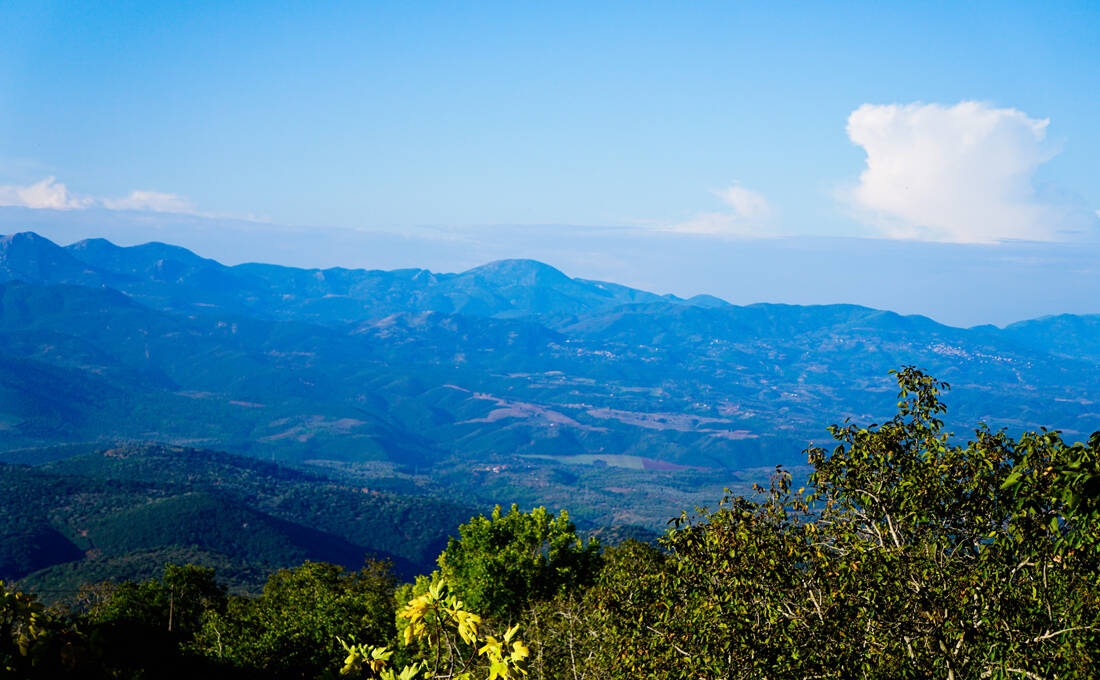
left=2, top=230, right=1099, bottom=550
left=1, top=444, right=474, bottom=595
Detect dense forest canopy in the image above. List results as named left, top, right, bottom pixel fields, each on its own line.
left=3, top=368, right=1098, bottom=678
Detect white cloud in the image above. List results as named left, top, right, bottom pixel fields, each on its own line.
left=0, top=177, right=210, bottom=217
left=0, top=176, right=91, bottom=210
left=102, top=190, right=193, bottom=213
left=670, top=182, right=774, bottom=236
left=715, top=183, right=772, bottom=221
left=844, top=101, right=1078, bottom=243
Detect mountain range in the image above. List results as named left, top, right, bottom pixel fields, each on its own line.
left=2, top=230, right=1100, bottom=529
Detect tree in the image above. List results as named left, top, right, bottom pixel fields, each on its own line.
left=592, top=367, right=1100, bottom=679
left=1, top=581, right=89, bottom=678
left=72, top=563, right=228, bottom=679
left=527, top=539, right=665, bottom=680
left=437, top=505, right=601, bottom=621
left=80, top=564, right=225, bottom=636
left=193, top=560, right=396, bottom=678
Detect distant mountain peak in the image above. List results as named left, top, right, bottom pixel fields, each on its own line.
left=461, top=258, right=572, bottom=284
left=0, top=231, right=102, bottom=284
left=67, top=236, right=220, bottom=267
left=0, top=231, right=63, bottom=253
left=67, top=236, right=114, bottom=247
left=685, top=294, right=732, bottom=309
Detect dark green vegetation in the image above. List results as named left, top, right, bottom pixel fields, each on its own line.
left=3, top=370, right=1098, bottom=678
left=4, top=231, right=1100, bottom=531
left=0, top=444, right=474, bottom=593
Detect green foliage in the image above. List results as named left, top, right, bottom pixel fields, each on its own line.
left=2, top=566, right=234, bottom=680
left=438, top=505, right=601, bottom=620
left=342, top=578, right=529, bottom=680
left=0, top=580, right=86, bottom=678
left=590, top=367, right=1100, bottom=678
left=79, top=563, right=226, bottom=636
left=65, top=564, right=227, bottom=678
left=193, top=559, right=397, bottom=678
left=518, top=539, right=664, bottom=679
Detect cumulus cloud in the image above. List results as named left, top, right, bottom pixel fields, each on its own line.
left=0, top=177, right=208, bottom=217
left=0, top=176, right=92, bottom=210
left=671, top=182, right=774, bottom=236
left=844, top=101, right=1089, bottom=243
left=102, top=190, right=193, bottom=213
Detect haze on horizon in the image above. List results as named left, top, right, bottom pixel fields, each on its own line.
left=1, top=1, right=1098, bottom=327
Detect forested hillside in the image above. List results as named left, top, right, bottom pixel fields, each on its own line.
left=4, top=232, right=1100, bottom=469
left=3, top=370, right=1097, bottom=678
left=3, top=232, right=1100, bottom=531
left=0, top=445, right=474, bottom=593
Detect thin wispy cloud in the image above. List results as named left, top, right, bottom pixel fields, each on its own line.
left=670, top=182, right=775, bottom=237
left=843, top=101, right=1091, bottom=243
left=101, top=190, right=194, bottom=213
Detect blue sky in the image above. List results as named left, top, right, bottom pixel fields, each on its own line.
left=1, top=2, right=1098, bottom=324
